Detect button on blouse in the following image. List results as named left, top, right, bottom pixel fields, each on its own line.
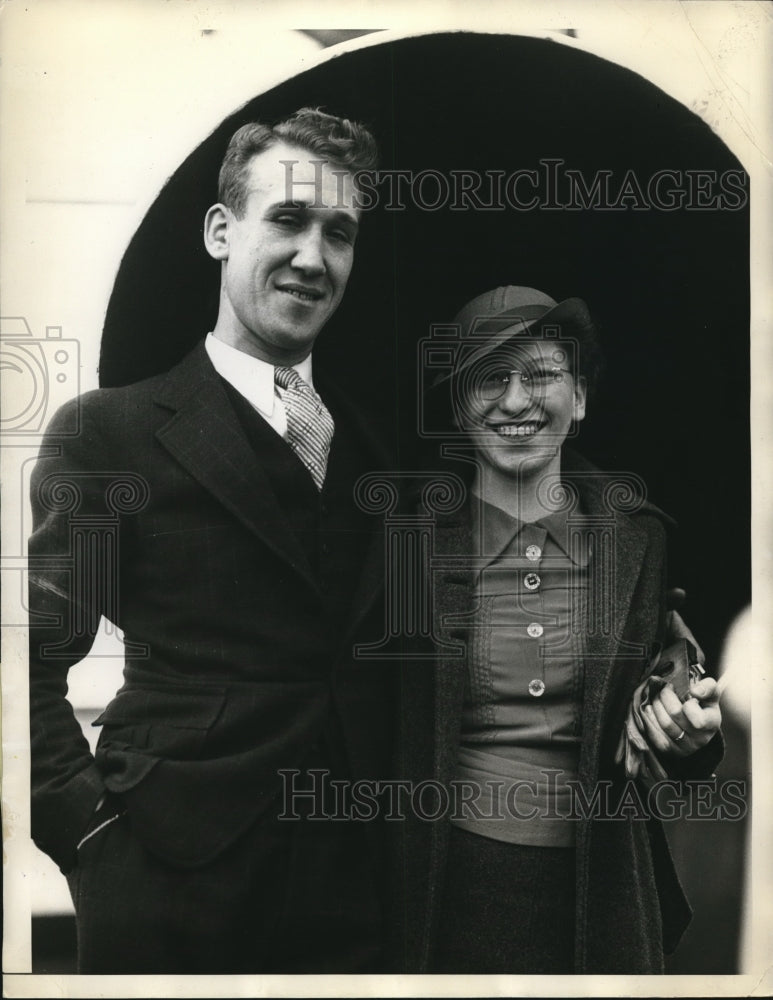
left=460, top=497, right=591, bottom=754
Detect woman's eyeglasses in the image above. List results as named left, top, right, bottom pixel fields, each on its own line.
left=474, top=366, right=573, bottom=402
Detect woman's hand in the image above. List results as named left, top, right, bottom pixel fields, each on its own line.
left=642, top=677, right=722, bottom=757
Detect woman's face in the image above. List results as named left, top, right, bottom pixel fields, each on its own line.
left=454, top=339, right=587, bottom=481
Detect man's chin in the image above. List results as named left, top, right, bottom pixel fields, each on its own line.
left=263, top=325, right=323, bottom=358
left=276, top=293, right=332, bottom=327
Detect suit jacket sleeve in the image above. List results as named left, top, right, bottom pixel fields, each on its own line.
left=28, top=395, right=111, bottom=872
left=659, top=603, right=725, bottom=780
left=645, top=523, right=725, bottom=784
left=659, top=732, right=724, bottom=782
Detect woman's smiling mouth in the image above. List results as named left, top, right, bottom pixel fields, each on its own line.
left=488, top=420, right=545, bottom=437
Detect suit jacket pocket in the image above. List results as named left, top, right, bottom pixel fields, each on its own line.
left=75, top=792, right=127, bottom=854
left=93, top=684, right=227, bottom=759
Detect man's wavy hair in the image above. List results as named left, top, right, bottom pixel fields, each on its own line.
left=217, top=107, right=379, bottom=217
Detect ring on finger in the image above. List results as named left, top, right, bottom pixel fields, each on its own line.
left=673, top=728, right=686, bottom=743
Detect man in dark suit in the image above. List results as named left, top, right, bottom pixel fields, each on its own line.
left=28, top=108, right=395, bottom=973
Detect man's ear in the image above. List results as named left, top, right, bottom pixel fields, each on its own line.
left=203, top=204, right=230, bottom=261
left=573, top=376, right=587, bottom=422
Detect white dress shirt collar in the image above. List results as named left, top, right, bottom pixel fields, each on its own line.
left=204, top=332, right=314, bottom=419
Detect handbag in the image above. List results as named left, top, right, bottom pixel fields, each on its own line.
left=614, top=637, right=705, bottom=787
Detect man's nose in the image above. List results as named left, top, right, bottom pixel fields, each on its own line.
left=291, top=228, right=325, bottom=274
left=497, top=375, right=532, bottom=413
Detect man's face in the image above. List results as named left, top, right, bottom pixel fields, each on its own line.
left=207, top=140, right=360, bottom=364
left=456, top=339, right=587, bottom=480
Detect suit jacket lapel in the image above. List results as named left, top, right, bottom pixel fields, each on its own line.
left=410, top=501, right=474, bottom=962
left=317, top=374, right=397, bottom=650
left=431, top=504, right=474, bottom=784
left=572, top=465, right=651, bottom=782
left=153, top=342, right=320, bottom=595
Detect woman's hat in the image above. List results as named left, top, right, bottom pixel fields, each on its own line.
left=433, top=285, right=594, bottom=386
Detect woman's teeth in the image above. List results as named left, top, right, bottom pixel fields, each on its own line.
left=493, top=422, right=541, bottom=437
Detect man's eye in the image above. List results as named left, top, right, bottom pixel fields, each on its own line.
left=274, top=214, right=302, bottom=228
left=328, top=228, right=354, bottom=245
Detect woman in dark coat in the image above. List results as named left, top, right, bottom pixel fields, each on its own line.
left=394, top=285, right=723, bottom=974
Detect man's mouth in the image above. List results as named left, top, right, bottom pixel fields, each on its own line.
left=277, top=283, right=324, bottom=303
left=488, top=420, right=545, bottom=438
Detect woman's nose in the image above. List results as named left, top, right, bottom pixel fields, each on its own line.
left=497, top=374, right=532, bottom=414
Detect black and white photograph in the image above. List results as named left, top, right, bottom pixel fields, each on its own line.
left=2, top=1, right=771, bottom=996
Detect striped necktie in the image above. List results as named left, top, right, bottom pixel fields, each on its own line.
left=273, top=367, right=335, bottom=491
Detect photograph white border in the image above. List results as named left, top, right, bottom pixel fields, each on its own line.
left=2, top=1, right=771, bottom=996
